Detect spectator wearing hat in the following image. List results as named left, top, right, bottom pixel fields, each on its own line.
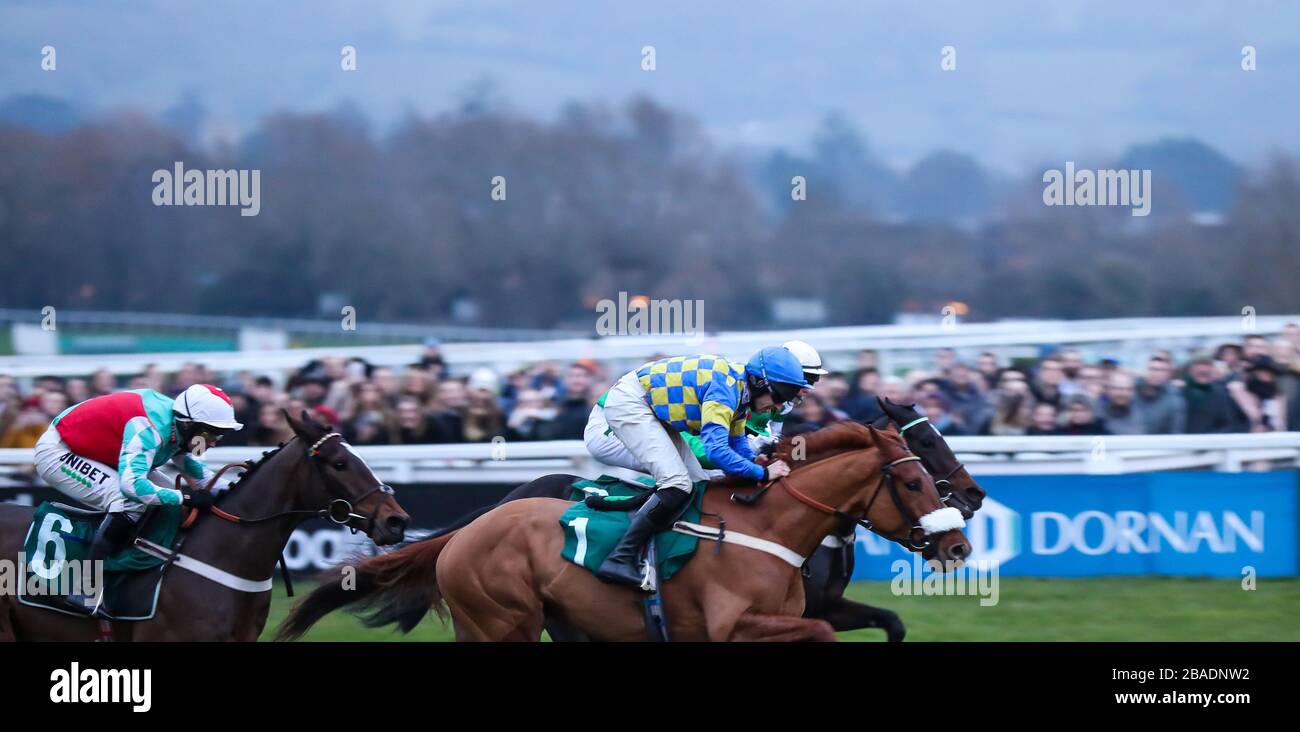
left=1228, top=356, right=1287, bottom=432
left=289, top=361, right=332, bottom=408
left=464, top=368, right=506, bottom=442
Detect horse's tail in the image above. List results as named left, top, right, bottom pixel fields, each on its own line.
left=275, top=531, right=456, bottom=640
left=275, top=473, right=581, bottom=641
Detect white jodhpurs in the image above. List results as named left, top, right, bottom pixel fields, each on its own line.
left=583, top=403, right=646, bottom=474
left=32, top=426, right=176, bottom=516
left=596, top=374, right=710, bottom=493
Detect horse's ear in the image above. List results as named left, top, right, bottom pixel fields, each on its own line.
left=877, top=396, right=902, bottom=421
left=283, top=409, right=308, bottom=438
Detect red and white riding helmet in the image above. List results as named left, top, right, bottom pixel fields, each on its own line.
left=173, top=384, right=244, bottom=431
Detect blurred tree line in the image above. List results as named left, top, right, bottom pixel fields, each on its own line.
left=0, top=97, right=1296, bottom=330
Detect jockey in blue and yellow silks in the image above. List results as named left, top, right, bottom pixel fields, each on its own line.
left=592, top=347, right=809, bottom=590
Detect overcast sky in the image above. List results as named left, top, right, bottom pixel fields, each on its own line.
left=3, top=0, right=1298, bottom=172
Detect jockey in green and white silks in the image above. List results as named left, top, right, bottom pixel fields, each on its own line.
left=32, top=384, right=244, bottom=608
left=588, top=346, right=809, bottom=590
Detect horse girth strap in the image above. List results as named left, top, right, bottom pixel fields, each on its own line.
left=671, top=521, right=806, bottom=568
left=777, top=453, right=922, bottom=517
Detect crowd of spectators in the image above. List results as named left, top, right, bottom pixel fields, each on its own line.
left=3, top=327, right=1300, bottom=451
left=784, top=325, right=1300, bottom=438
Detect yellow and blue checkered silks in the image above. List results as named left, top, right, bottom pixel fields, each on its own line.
left=635, top=355, right=749, bottom=436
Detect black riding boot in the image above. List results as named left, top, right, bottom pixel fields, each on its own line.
left=63, top=512, right=136, bottom=613
left=595, top=488, right=691, bottom=590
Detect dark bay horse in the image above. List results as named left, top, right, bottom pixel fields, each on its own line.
left=281, top=423, right=970, bottom=642
left=874, top=397, right=985, bottom=519
left=0, top=411, right=409, bottom=641
left=282, top=397, right=986, bottom=642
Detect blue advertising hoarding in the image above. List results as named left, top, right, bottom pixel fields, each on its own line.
left=852, top=471, right=1298, bottom=579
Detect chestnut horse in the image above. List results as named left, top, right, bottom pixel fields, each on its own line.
left=280, top=422, right=968, bottom=642
left=0, top=411, right=409, bottom=641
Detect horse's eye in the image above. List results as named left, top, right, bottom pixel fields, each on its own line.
left=905, top=480, right=921, bottom=492
left=332, top=460, right=347, bottom=471
left=920, top=438, right=935, bottom=448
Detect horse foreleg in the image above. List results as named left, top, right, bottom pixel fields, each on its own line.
left=727, top=612, right=837, bottom=642
left=815, top=598, right=906, bottom=641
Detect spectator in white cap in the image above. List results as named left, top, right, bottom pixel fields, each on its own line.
left=464, top=369, right=506, bottom=442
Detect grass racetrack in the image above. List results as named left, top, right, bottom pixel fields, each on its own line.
left=260, top=576, right=1300, bottom=642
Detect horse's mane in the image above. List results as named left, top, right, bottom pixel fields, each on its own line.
left=770, top=421, right=881, bottom=465
left=227, top=438, right=297, bottom=488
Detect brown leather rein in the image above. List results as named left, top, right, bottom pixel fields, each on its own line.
left=769, top=451, right=936, bottom=549
left=177, top=433, right=393, bottom=534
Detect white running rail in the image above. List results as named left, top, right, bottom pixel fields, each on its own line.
left=1, top=433, right=1297, bottom=485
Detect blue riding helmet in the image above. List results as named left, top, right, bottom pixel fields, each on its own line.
left=745, top=346, right=809, bottom=404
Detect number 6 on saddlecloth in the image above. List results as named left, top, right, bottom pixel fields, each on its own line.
left=31, top=513, right=72, bottom=579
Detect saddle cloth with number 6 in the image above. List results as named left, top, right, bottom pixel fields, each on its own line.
left=17, top=501, right=182, bottom=620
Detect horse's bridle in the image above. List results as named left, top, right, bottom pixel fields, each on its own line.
left=775, top=452, right=938, bottom=550
left=897, top=415, right=967, bottom=511
left=184, top=432, right=395, bottom=535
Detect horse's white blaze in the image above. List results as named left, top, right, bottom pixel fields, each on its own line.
left=918, top=506, right=966, bottom=534
left=342, top=442, right=383, bottom=486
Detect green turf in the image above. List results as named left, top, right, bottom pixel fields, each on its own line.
left=260, top=576, right=1300, bottom=642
